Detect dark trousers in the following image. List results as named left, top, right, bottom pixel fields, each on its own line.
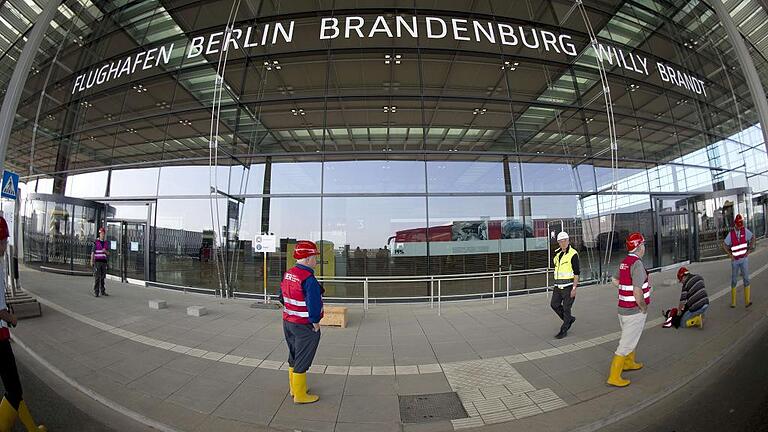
left=283, top=320, right=321, bottom=373
left=0, top=339, right=23, bottom=409
left=93, top=261, right=107, bottom=295
left=551, top=286, right=575, bottom=332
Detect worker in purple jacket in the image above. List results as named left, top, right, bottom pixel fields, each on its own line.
left=90, top=227, right=109, bottom=297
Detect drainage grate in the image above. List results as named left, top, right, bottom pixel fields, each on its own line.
left=399, top=392, right=468, bottom=424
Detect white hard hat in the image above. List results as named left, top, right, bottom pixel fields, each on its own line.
left=556, top=231, right=569, bottom=241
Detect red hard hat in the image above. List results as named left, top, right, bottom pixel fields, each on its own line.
left=98, top=227, right=106, bottom=234
left=734, top=214, right=744, bottom=229
left=677, top=266, right=689, bottom=282
left=626, top=232, right=645, bottom=251
left=293, top=240, right=320, bottom=259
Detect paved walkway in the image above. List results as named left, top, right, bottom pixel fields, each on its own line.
left=8, top=246, right=768, bottom=432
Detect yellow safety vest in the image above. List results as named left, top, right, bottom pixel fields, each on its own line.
left=553, top=246, right=578, bottom=288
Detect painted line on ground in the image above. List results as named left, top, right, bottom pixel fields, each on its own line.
left=26, top=260, right=768, bottom=378
left=12, top=335, right=182, bottom=432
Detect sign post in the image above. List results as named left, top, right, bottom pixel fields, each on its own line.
left=255, top=234, right=277, bottom=303
left=1, top=170, right=18, bottom=296
left=1, top=170, right=18, bottom=201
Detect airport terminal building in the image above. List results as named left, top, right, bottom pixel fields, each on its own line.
left=5, top=0, right=768, bottom=300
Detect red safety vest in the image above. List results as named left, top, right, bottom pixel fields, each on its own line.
left=281, top=266, right=323, bottom=325
left=729, top=228, right=749, bottom=260
left=617, top=254, right=651, bottom=309
left=94, top=239, right=108, bottom=261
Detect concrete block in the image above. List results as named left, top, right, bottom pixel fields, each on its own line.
left=187, top=306, right=207, bottom=317
left=149, top=299, right=167, bottom=310
left=10, top=301, right=41, bottom=319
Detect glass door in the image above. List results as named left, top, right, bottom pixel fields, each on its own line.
left=106, top=221, right=122, bottom=280
left=659, top=212, right=690, bottom=267
left=124, top=221, right=146, bottom=281
left=654, top=196, right=692, bottom=268
left=105, top=220, right=147, bottom=282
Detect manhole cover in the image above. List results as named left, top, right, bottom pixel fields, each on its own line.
left=399, top=392, right=468, bottom=424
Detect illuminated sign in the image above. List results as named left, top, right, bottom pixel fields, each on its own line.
left=72, top=15, right=708, bottom=98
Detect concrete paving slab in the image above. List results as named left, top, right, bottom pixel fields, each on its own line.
left=396, top=373, right=452, bottom=395
left=166, top=376, right=239, bottom=414
left=212, top=384, right=287, bottom=425
left=272, top=392, right=343, bottom=423
left=126, top=366, right=194, bottom=399
left=344, top=375, right=397, bottom=395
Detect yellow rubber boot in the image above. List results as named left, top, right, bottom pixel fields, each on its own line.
left=623, top=351, right=643, bottom=371
left=0, top=398, right=18, bottom=432
left=288, top=367, right=294, bottom=396
left=745, top=285, right=752, bottom=308
left=731, top=287, right=737, bottom=308
left=17, top=401, right=46, bottom=432
left=685, top=315, right=703, bottom=328
left=292, top=372, right=319, bottom=404
left=607, top=355, right=630, bottom=387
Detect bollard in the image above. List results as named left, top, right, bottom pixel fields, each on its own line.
left=438, top=280, right=442, bottom=316
left=492, top=276, right=495, bottom=305
left=506, top=275, right=510, bottom=311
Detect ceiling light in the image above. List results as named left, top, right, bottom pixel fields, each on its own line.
left=264, top=59, right=281, bottom=70
left=385, top=54, right=401, bottom=65
left=501, top=61, right=519, bottom=71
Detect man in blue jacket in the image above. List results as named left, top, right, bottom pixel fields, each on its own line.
left=282, top=240, right=324, bottom=404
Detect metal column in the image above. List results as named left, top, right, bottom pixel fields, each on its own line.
left=707, top=0, right=768, bottom=153
left=0, top=0, right=60, bottom=174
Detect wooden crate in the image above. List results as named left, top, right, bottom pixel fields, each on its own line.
left=320, top=306, right=348, bottom=328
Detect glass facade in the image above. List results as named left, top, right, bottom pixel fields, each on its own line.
left=9, top=0, right=768, bottom=299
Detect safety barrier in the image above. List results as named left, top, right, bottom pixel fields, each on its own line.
left=230, top=266, right=559, bottom=315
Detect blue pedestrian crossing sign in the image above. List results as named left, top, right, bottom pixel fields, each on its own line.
left=1, top=170, right=19, bottom=200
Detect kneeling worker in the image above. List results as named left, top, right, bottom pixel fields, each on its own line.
left=676, top=267, right=709, bottom=328
left=282, top=240, right=324, bottom=404
left=551, top=231, right=579, bottom=339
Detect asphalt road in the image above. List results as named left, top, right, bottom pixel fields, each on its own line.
left=602, top=320, right=768, bottom=432
left=0, top=350, right=118, bottom=432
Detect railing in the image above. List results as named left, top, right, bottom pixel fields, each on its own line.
left=233, top=266, right=558, bottom=315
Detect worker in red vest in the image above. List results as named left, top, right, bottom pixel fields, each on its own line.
left=282, top=240, right=324, bottom=404
left=90, top=227, right=109, bottom=297
left=0, top=216, right=46, bottom=431
left=722, top=214, right=754, bottom=308
left=607, top=232, right=651, bottom=387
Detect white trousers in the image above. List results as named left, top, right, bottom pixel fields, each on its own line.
left=615, top=312, right=647, bottom=356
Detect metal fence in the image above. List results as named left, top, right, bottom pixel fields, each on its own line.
left=234, top=266, right=557, bottom=315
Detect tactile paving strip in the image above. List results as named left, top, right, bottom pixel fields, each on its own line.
left=399, top=392, right=468, bottom=424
